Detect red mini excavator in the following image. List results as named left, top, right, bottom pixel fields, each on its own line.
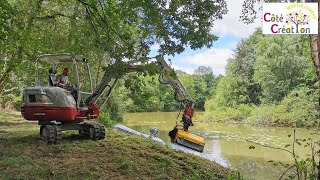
left=21, top=54, right=205, bottom=152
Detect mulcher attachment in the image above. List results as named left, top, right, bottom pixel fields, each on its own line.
left=169, top=127, right=205, bottom=152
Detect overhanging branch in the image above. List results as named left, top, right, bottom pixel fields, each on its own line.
left=35, top=13, right=75, bottom=20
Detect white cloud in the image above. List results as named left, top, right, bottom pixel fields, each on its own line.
left=225, top=41, right=238, bottom=49
left=172, top=48, right=234, bottom=75
left=171, top=65, right=195, bottom=74
left=211, top=0, right=262, bottom=38
left=170, top=0, right=261, bottom=75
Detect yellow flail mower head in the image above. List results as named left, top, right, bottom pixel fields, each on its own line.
left=169, top=126, right=205, bottom=152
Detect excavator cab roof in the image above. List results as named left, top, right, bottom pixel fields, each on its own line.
left=35, top=53, right=93, bottom=108
left=38, top=54, right=88, bottom=65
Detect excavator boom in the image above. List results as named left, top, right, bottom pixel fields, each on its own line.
left=84, top=56, right=205, bottom=152
left=84, top=56, right=194, bottom=110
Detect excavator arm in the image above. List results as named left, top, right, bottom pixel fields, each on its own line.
left=84, top=56, right=194, bottom=111
left=155, top=56, right=194, bottom=107
left=84, top=56, right=205, bottom=152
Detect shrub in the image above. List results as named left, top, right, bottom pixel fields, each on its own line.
left=246, top=105, right=278, bottom=125
left=98, top=112, right=118, bottom=128
left=247, top=88, right=318, bottom=127
left=276, top=88, right=318, bottom=127
left=203, top=104, right=253, bottom=122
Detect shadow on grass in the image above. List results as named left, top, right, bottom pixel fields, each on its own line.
left=0, top=132, right=94, bottom=145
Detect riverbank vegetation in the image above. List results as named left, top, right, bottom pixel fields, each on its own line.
left=2, top=27, right=319, bottom=128
left=0, top=109, right=238, bottom=179
left=203, top=29, right=318, bottom=127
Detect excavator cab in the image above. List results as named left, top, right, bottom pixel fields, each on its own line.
left=21, top=54, right=105, bottom=143
left=34, top=54, right=93, bottom=108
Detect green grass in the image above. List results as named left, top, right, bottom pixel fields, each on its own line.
left=0, top=110, right=238, bottom=179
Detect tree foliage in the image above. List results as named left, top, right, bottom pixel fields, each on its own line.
left=123, top=71, right=214, bottom=112
left=205, top=28, right=318, bottom=127
left=77, top=0, right=228, bottom=59
left=0, top=0, right=227, bottom=112
left=227, top=29, right=262, bottom=105
left=253, top=33, right=315, bottom=104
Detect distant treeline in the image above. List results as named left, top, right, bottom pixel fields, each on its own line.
left=103, top=66, right=217, bottom=122
left=204, top=29, right=318, bottom=127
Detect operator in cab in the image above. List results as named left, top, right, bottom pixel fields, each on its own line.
left=56, top=68, right=71, bottom=88
left=56, top=68, right=77, bottom=100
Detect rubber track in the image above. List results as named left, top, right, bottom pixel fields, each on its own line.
left=44, top=125, right=56, bottom=144
left=96, top=123, right=105, bottom=140
left=86, top=122, right=100, bottom=140
left=54, top=125, right=62, bottom=142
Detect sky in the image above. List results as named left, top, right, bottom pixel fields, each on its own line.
left=157, top=0, right=262, bottom=75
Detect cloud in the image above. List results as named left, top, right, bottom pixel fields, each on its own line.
left=172, top=48, right=234, bottom=75
left=171, top=65, right=195, bottom=74
left=211, top=0, right=262, bottom=38
left=225, top=41, right=238, bottom=50
left=170, top=1, right=261, bottom=75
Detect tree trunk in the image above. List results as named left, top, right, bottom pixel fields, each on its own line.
left=96, top=58, right=102, bottom=87
left=317, top=2, right=320, bottom=107
left=310, top=34, right=320, bottom=104
left=307, top=1, right=320, bottom=107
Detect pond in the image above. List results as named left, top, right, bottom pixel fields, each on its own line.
left=124, top=112, right=316, bottom=180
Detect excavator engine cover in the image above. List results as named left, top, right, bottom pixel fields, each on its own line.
left=170, top=128, right=205, bottom=152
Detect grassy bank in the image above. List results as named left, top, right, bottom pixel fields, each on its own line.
left=0, top=110, right=236, bottom=179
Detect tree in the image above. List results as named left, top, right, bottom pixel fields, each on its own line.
left=77, top=0, right=228, bottom=59
left=124, top=74, right=165, bottom=112
left=253, top=34, right=315, bottom=104
left=227, top=29, right=263, bottom=105
left=240, top=0, right=320, bottom=106
left=0, top=0, right=108, bottom=103
left=194, top=66, right=215, bottom=88
left=175, top=70, right=187, bottom=76
left=206, top=75, right=248, bottom=109
left=0, top=0, right=229, bottom=106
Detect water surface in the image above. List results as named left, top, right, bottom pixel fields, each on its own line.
left=124, top=112, right=316, bottom=180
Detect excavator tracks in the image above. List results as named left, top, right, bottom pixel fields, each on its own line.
left=40, top=122, right=105, bottom=144
left=79, top=122, right=105, bottom=140
left=40, top=124, right=62, bottom=144
left=85, top=122, right=105, bottom=140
